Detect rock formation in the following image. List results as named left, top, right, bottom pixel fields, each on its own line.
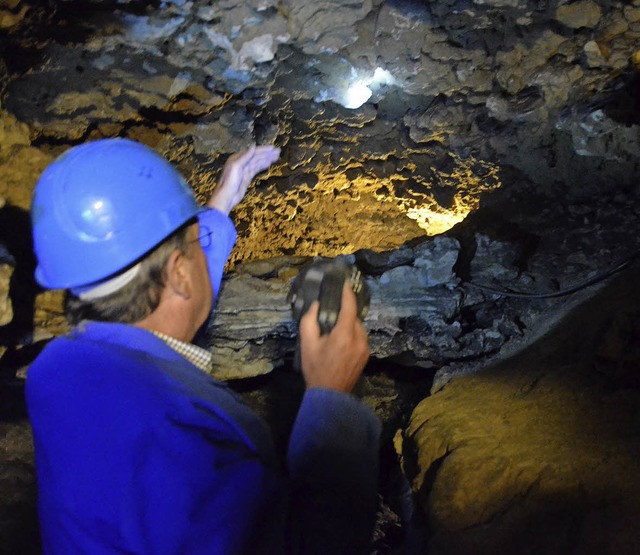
left=1, top=0, right=640, bottom=552
left=396, top=259, right=640, bottom=554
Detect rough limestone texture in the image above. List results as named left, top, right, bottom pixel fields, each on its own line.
left=0, top=219, right=13, bottom=329
left=0, top=261, right=13, bottom=327
left=556, top=0, right=602, bottom=29
left=0, top=111, right=51, bottom=210
left=284, top=0, right=375, bottom=54
left=1, top=0, right=640, bottom=553
left=4, top=0, right=640, bottom=221
left=397, top=261, right=640, bottom=555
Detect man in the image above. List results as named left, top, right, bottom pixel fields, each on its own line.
left=27, top=138, right=381, bottom=554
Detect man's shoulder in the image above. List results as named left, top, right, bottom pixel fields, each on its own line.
left=27, top=320, right=229, bottom=408
left=30, top=322, right=151, bottom=368
left=26, top=321, right=177, bottom=401
left=25, top=323, right=207, bottom=424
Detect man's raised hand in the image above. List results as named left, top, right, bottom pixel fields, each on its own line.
left=207, top=145, right=280, bottom=214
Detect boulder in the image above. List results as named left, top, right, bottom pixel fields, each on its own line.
left=556, top=1, right=602, bottom=29
left=396, top=260, right=640, bottom=555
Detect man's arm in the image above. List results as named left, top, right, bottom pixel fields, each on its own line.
left=287, top=285, right=382, bottom=554
left=201, top=144, right=281, bottom=296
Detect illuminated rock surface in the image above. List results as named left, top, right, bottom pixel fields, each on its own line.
left=397, top=261, right=640, bottom=554
left=1, top=0, right=640, bottom=553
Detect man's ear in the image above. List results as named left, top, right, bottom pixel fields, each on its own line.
left=164, top=249, right=191, bottom=299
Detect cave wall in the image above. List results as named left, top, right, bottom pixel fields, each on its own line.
left=1, top=1, right=640, bottom=554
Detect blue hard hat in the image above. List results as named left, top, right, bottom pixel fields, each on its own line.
left=31, top=138, right=204, bottom=289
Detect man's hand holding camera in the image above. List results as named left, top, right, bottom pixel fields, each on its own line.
left=299, top=283, right=370, bottom=393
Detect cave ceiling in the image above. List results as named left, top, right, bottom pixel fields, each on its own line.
left=1, top=0, right=640, bottom=339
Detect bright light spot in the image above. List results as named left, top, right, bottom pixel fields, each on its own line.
left=340, top=66, right=395, bottom=109
left=344, top=82, right=372, bottom=109
left=392, top=155, right=502, bottom=235
left=371, top=67, right=395, bottom=86
left=82, top=200, right=105, bottom=223
left=406, top=207, right=471, bottom=236
left=314, top=89, right=332, bottom=103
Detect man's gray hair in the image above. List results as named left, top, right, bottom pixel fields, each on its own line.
left=65, top=222, right=194, bottom=325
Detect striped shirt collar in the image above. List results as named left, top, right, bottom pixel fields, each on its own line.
left=152, top=331, right=213, bottom=374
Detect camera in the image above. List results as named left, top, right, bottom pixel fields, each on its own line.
left=288, top=258, right=370, bottom=335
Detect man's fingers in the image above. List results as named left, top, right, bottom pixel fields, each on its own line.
left=299, top=301, right=321, bottom=339
left=225, top=145, right=253, bottom=166
left=231, top=145, right=280, bottom=181
left=237, top=144, right=257, bottom=163
left=208, top=145, right=279, bottom=214
left=334, top=283, right=359, bottom=330
left=248, top=145, right=280, bottom=173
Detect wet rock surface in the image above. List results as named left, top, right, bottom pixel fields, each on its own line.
left=1, top=0, right=640, bottom=552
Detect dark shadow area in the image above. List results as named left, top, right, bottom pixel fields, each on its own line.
left=0, top=200, right=46, bottom=555
left=397, top=258, right=640, bottom=555
left=0, top=0, right=161, bottom=77
left=0, top=0, right=171, bottom=154
left=485, top=256, right=640, bottom=382
left=0, top=204, right=39, bottom=355
left=229, top=355, right=437, bottom=555
left=227, top=362, right=306, bottom=460
left=599, top=70, right=640, bottom=126
left=429, top=492, right=631, bottom=555
left=0, top=430, right=40, bottom=555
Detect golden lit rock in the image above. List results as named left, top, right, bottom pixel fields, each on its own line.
left=556, top=0, right=602, bottom=29
left=225, top=150, right=500, bottom=265
left=0, top=262, right=13, bottom=326
left=397, top=269, right=640, bottom=554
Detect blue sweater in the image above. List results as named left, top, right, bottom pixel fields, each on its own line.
left=26, top=210, right=381, bottom=554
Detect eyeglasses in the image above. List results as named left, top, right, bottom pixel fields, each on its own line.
left=190, top=226, right=213, bottom=249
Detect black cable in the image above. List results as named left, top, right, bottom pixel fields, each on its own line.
left=462, top=249, right=640, bottom=299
